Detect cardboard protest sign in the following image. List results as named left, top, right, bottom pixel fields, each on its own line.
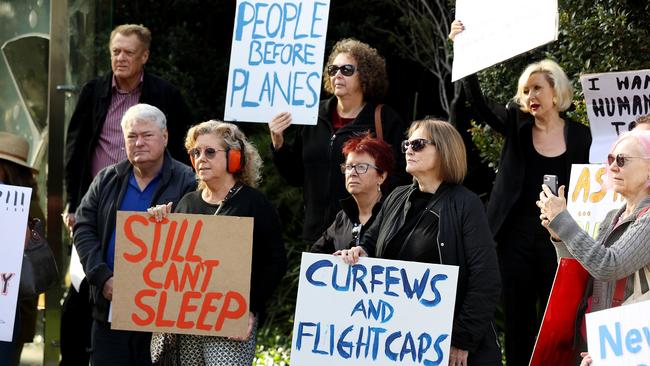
left=586, top=299, right=650, bottom=365
left=566, top=164, right=624, bottom=238
left=580, top=69, right=650, bottom=162
left=530, top=258, right=590, bottom=366
left=452, top=0, right=558, bottom=81
left=291, top=253, right=459, bottom=366
left=224, top=0, right=331, bottom=125
left=0, top=184, right=32, bottom=342
left=112, top=211, right=253, bottom=337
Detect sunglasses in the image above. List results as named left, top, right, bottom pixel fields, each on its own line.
left=401, top=138, right=434, bottom=153
left=607, top=153, right=650, bottom=167
left=189, top=147, right=225, bottom=160
left=327, top=64, right=356, bottom=77
left=340, top=163, right=382, bottom=175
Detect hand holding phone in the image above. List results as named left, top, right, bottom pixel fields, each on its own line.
left=543, top=174, right=558, bottom=196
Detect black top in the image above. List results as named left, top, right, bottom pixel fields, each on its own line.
left=510, top=124, right=568, bottom=221
left=461, top=74, right=592, bottom=238
left=271, top=96, right=408, bottom=242
left=174, top=187, right=287, bottom=316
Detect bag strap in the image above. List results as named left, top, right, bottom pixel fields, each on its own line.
left=374, top=104, right=384, bottom=141
left=612, top=206, right=650, bottom=307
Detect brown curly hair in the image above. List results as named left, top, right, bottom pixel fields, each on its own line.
left=323, top=38, right=388, bottom=102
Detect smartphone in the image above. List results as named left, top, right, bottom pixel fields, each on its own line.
left=543, top=174, right=559, bottom=196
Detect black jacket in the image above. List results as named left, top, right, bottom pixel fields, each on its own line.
left=360, top=183, right=502, bottom=362
left=462, top=75, right=592, bottom=237
left=174, top=187, right=287, bottom=318
left=272, top=96, right=408, bottom=242
left=65, top=71, right=193, bottom=212
left=310, top=195, right=383, bottom=254
left=73, top=152, right=197, bottom=322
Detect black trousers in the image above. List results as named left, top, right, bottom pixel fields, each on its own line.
left=60, top=280, right=93, bottom=366
left=90, top=320, right=152, bottom=366
left=498, top=217, right=558, bottom=366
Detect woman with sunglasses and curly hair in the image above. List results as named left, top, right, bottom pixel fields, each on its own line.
left=269, top=38, right=408, bottom=245
left=338, top=119, right=502, bottom=366
left=538, top=130, right=650, bottom=365
left=311, top=133, right=394, bottom=254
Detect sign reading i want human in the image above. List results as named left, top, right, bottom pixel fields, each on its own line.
left=586, top=299, right=650, bottom=366
left=0, top=184, right=32, bottom=342
left=291, top=253, right=459, bottom=366
left=224, top=0, right=331, bottom=125
left=580, top=69, right=650, bottom=163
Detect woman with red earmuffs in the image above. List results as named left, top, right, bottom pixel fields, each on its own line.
left=147, top=120, right=286, bottom=365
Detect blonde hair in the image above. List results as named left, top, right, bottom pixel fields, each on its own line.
left=184, top=121, right=263, bottom=189
left=408, top=119, right=467, bottom=184
left=513, top=59, right=573, bottom=113
left=110, top=24, right=152, bottom=50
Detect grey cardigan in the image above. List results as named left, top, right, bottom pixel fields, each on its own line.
left=548, top=195, right=650, bottom=312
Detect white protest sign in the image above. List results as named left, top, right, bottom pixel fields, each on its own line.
left=566, top=164, right=624, bottom=239
left=586, top=300, right=650, bottom=365
left=0, top=184, right=32, bottom=341
left=291, top=253, right=458, bottom=366
left=224, top=0, right=330, bottom=125
left=452, top=0, right=558, bottom=81
left=580, top=69, right=650, bottom=162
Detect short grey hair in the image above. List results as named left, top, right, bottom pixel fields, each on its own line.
left=121, top=103, right=167, bottom=130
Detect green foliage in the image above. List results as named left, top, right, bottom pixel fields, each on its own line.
left=468, top=120, right=504, bottom=171
left=471, top=0, right=650, bottom=169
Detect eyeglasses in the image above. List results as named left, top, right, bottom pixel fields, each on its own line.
left=189, top=147, right=224, bottom=160
left=607, top=153, right=650, bottom=167
left=340, top=163, right=382, bottom=175
left=327, top=64, right=356, bottom=77
left=401, top=138, right=434, bottom=153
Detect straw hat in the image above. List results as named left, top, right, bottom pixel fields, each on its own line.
left=0, top=131, right=36, bottom=171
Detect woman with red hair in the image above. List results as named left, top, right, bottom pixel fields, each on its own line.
left=311, top=133, right=394, bottom=253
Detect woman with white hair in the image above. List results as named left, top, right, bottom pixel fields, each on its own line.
left=148, top=120, right=286, bottom=365
left=450, top=21, right=592, bottom=365
left=539, top=130, right=650, bottom=365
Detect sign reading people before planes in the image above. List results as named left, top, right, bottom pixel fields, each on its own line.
left=586, top=299, right=650, bottom=365
left=111, top=211, right=253, bottom=337
left=566, top=164, right=624, bottom=239
left=291, top=253, right=459, bottom=366
left=451, top=0, right=558, bottom=81
left=224, top=0, right=331, bottom=125
left=0, top=184, right=32, bottom=342
left=580, top=69, right=650, bottom=163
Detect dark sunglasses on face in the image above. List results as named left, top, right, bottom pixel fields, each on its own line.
left=401, top=138, right=434, bottom=153
left=340, top=163, right=382, bottom=175
left=607, top=153, right=650, bottom=167
left=327, top=64, right=356, bottom=77
left=189, top=147, right=224, bottom=160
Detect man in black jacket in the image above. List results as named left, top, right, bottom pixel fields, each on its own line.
left=60, top=24, right=192, bottom=365
left=74, top=104, right=196, bottom=365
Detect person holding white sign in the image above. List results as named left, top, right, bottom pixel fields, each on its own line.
left=0, top=132, right=45, bottom=366
left=269, top=38, right=408, bottom=244
left=450, top=21, right=592, bottom=366
left=311, top=133, right=393, bottom=253
left=149, top=121, right=287, bottom=365
left=339, top=119, right=502, bottom=366
left=538, top=130, right=650, bottom=365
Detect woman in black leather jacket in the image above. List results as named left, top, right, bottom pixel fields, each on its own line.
left=339, top=119, right=502, bottom=366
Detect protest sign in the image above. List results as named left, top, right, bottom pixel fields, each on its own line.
left=224, top=0, right=330, bottom=125
left=586, top=299, right=650, bottom=366
left=291, top=253, right=458, bottom=366
left=112, top=211, right=254, bottom=337
left=580, top=69, right=650, bottom=162
left=452, top=0, right=558, bottom=81
left=566, top=164, right=624, bottom=238
left=0, top=184, right=32, bottom=342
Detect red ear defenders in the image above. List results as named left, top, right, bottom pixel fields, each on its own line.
left=225, top=138, right=245, bottom=174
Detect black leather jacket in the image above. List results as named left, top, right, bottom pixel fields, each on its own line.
left=73, top=152, right=196, bottom=322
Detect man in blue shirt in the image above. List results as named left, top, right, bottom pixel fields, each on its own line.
left=73, top=104, right=196, bottom=365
